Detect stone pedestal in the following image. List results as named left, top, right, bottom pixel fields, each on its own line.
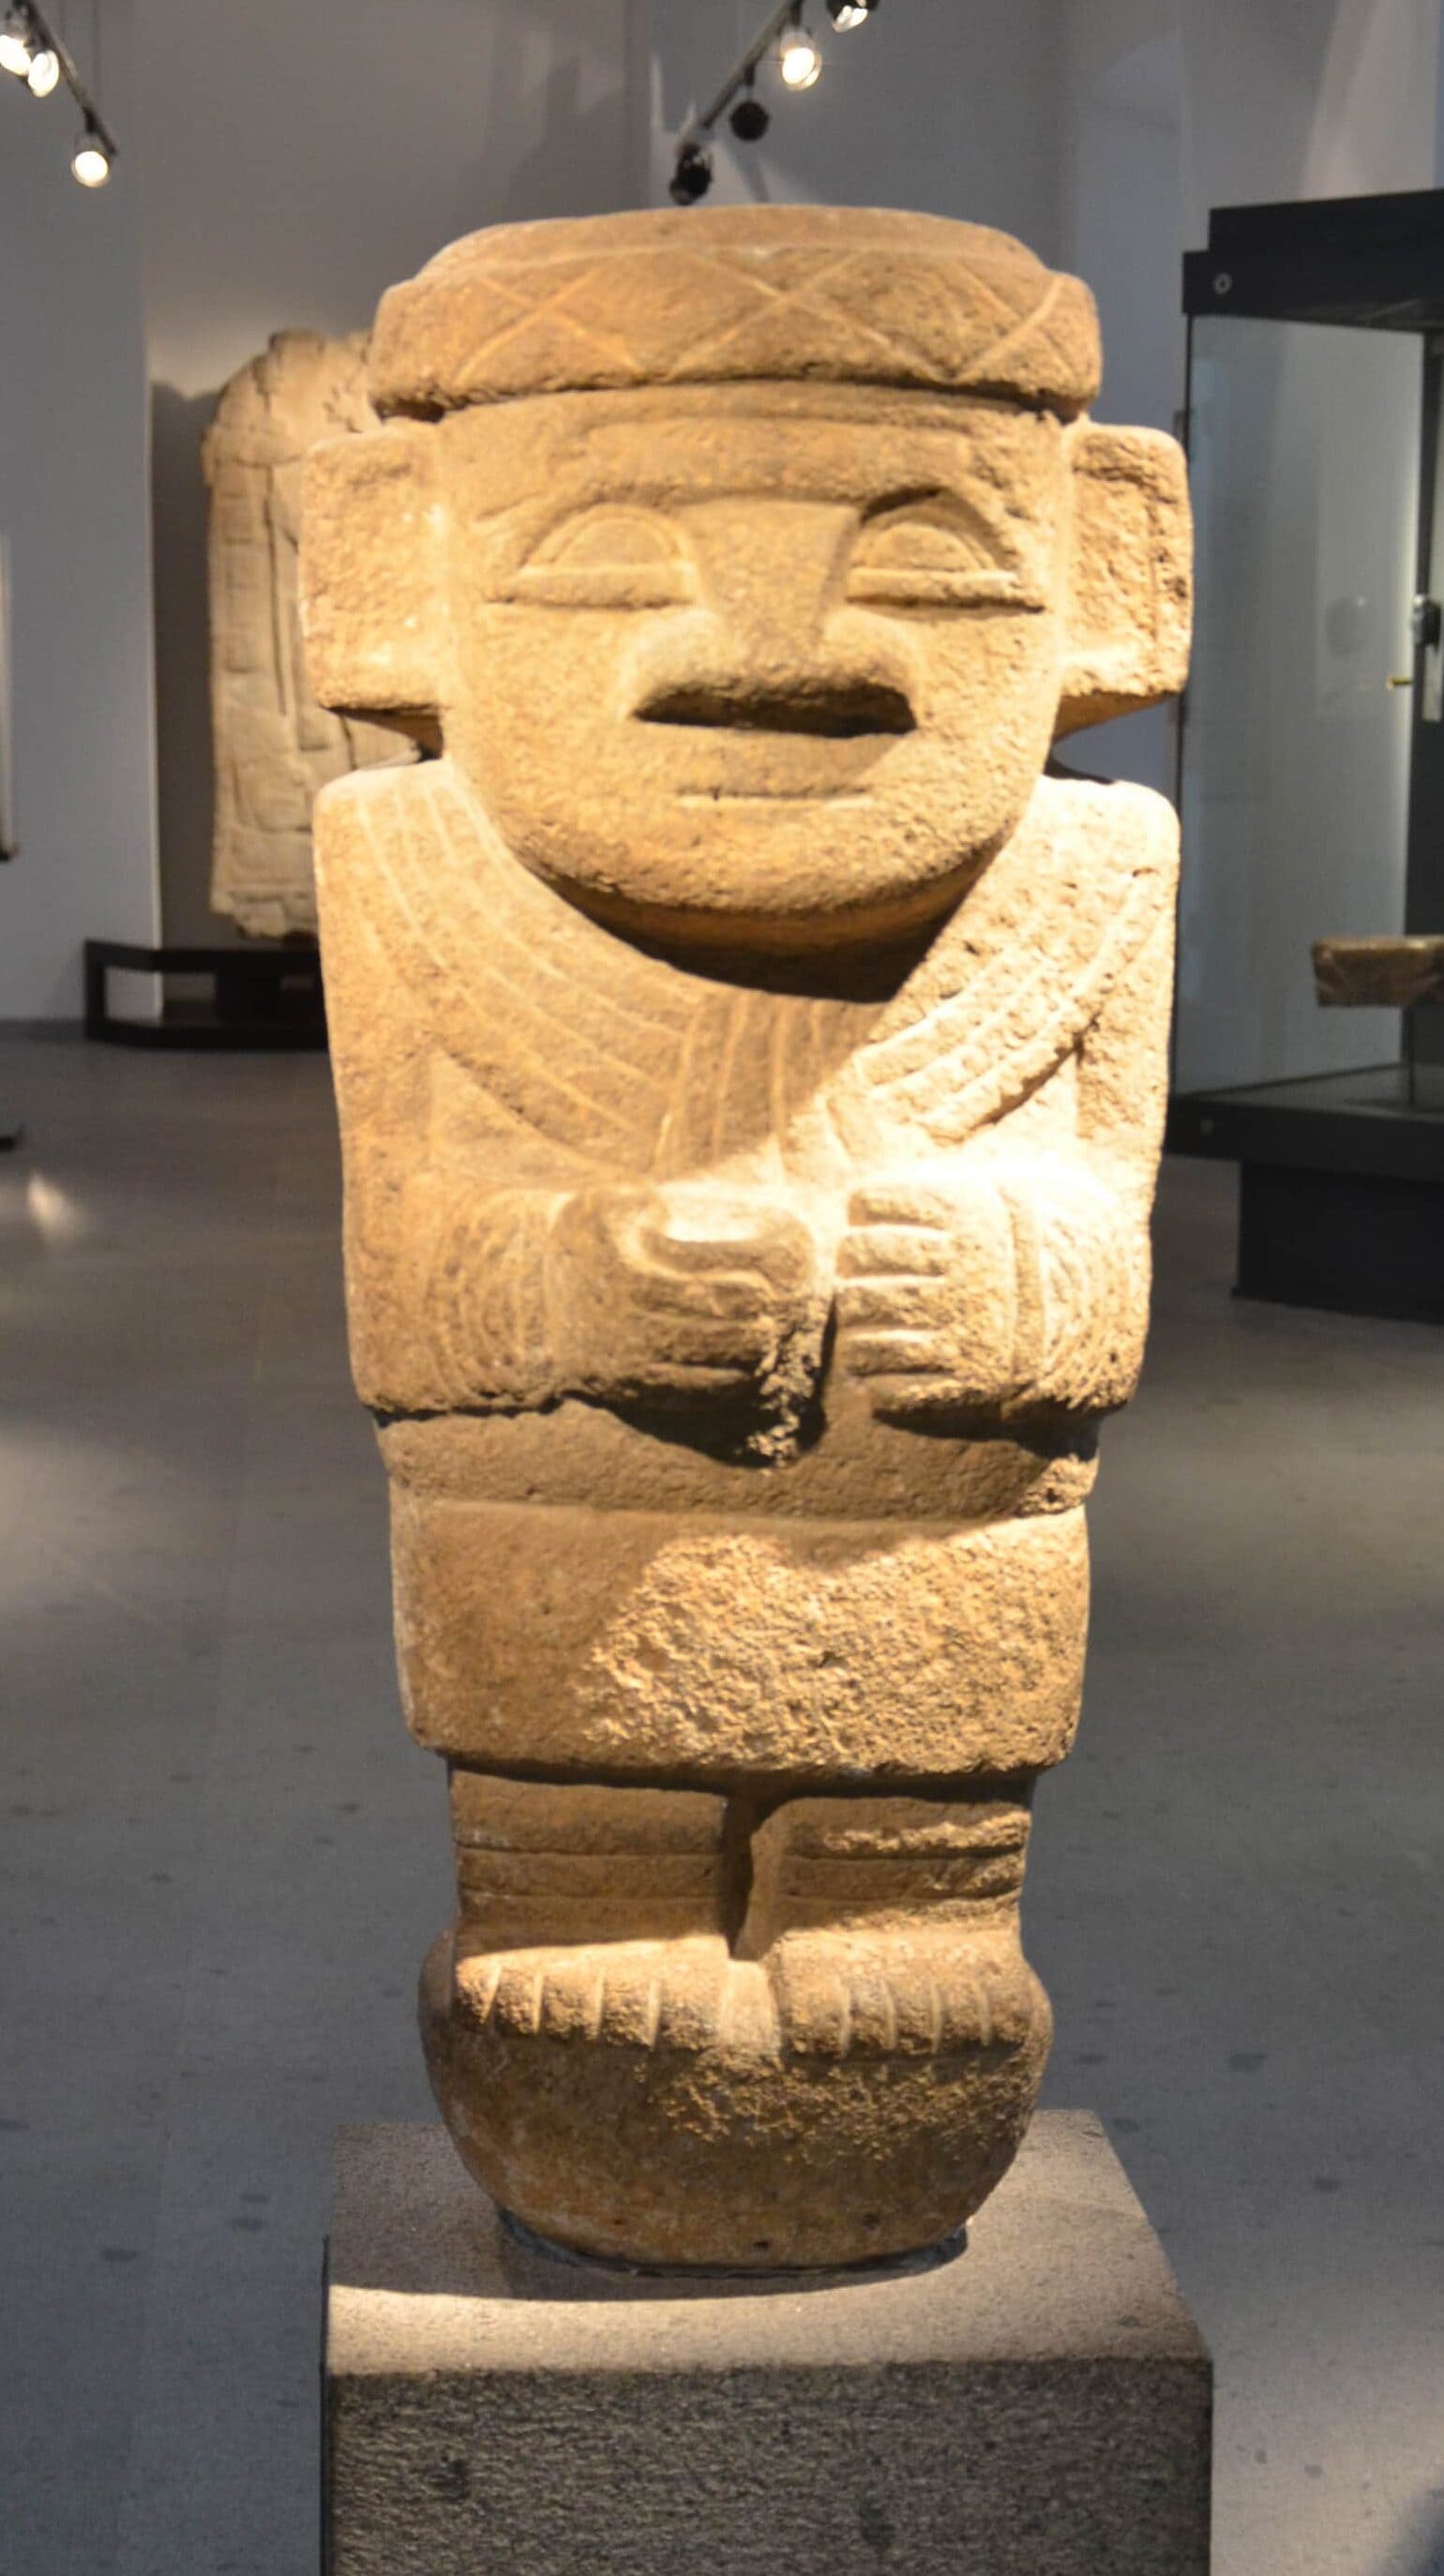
left=323, top=2113, right=1211, bottom=2575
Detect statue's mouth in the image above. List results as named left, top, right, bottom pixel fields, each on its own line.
left=633, top=679, right=914, bottom=799
left=635, top=680, right=915, bottom=740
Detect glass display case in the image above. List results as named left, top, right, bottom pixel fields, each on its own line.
left=1168, top=191, right=1444, bottom=1321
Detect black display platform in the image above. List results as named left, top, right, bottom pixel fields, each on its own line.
left=84, top=940, right=326, bottom=1049
left=1167, top=1065, right=1444, bottom=1323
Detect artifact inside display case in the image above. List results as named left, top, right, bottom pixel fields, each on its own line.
left=1170, top=191, right=1444, bottom=1322
left=1313, top=932, right=1444, bottom=1106
left=301, top=205, right=1191, bottom=2269
left=1313, top=933, right=1444, bottom=1010
left=203, top=330, right=410, bottom=941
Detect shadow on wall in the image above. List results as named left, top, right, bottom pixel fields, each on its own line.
left=151, top=384, right=224, bottom=952
left=149, top=33, right=644, bottom=950
left=440, top=46, right=643, bottom=233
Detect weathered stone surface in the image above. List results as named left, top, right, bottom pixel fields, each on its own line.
left=301, top=205, right=1192, bottom=2267
left=203, top=330, right=409, bottom=939
left=325, top=2115, right=1213, bottom=2576
left=367, top=204, right=1104, bottom=417
left=1313, top=933, right=1444, bottom=1009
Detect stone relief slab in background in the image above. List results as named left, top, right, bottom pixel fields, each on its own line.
left=203, top=330, right=409, bottom=941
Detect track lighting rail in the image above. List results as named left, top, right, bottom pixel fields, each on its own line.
left=0, top=0, right=117, bottom=186
left=669, top=0, right=880, bottom=203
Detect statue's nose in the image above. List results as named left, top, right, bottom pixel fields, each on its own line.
left=626, top=500, right=916, bottom=737
left=684, top=499, right=849, bottom=643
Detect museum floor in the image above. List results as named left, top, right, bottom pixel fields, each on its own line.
left=0, top=1031, right=1439, bottom=2576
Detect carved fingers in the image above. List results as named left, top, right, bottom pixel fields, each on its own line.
left=835, top=1176, right=1019, bottom=1418
left=549, top=1186, right=824, bottom=1400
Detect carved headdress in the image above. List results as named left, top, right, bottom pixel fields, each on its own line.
left=368, top=205, right=1102, bottom=418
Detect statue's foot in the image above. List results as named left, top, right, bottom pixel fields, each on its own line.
left=420, top=1774, right=1051, bottom=2268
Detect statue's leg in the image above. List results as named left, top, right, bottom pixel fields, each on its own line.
left=422, top=1771, right=1050, bottom=2270
left=740, top=1794, right=1047, bottom=2063
left=445, top=1769, right=740, bottom=2043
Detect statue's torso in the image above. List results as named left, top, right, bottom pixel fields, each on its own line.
left=316, top=757, right=1176, bottom=1783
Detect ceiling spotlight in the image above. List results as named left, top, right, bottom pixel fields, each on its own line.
left=669, top=139, right=714, bottom=205
left=0, top=8, right=33, bottom=75
left=26, top=40, right=59, bottom=95
left=730, top=79, right=770, bottom=142
left=779, top=22, right=821, bottom=87
left=71, top=121, right=111, bottom=186
left=828, top=0, right=878, bottom=23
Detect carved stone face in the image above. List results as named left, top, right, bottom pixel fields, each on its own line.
left=438, top=383, right=1066, bottom=954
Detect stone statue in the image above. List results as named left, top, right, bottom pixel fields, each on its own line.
left=204, top=330, right=408, bottom=940
left=301, top=208, right=1191, bottom=2269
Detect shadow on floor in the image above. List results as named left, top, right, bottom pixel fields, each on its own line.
left=1385, top=2503, right=1444, bottom=2576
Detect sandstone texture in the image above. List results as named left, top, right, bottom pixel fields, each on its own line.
left=301, top=205, right=1192, bottom=2268
left=203, top=330, right=409, bottom=939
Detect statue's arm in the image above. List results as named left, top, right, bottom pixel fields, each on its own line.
left=1024, top=907, right=1173, bottom=1413
left=836, top=913, right=1173, bottom=1424
left=349, top=1166, right=825, bottom=1433
left=316, top=778, right=825, bottom=1432
left=376, top=1179, right=565, bottom=1414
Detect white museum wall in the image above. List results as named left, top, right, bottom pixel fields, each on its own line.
left=7, top=0, right=1444, bottom=1013
left=1056, top=0, right=1443, bottom=831
left=1178, top=0, right=1441, bottom=241
left=650, top=0, right=1063, bottom=255
left=139, top=0, right=1442, bottom=954
left=1060, top=4, right=1184, bottom=793
left=1063, top=0, right=1441, bottom=358
left=135, top=0, right=647, bottom=944
left=0, top=0, right=158, bottom=1022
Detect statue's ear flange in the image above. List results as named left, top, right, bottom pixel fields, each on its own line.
left=301, top=420, right=443, bottom=747
left=1055, top=423, right=1192, bottom=740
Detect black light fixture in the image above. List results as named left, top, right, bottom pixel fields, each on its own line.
left=669, top=139, right=714, bottom=205
left=669, top=0, right=880, bottom=203
left=730, top=74, right=770, bottom=143
left=0, top=0, right=117, bottom=185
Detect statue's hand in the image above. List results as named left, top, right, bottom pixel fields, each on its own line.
left=835, top=1176, right=1017, bottom=1421
left=549, top=1185, right=823, bottom=1407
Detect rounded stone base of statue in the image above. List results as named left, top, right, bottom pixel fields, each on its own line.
left=419, top=1928, right=1052, bottom=2271
left=497, top=2203, right=969, bottom=2282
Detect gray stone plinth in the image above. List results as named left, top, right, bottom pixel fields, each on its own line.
left=324, top=2114, right=1211, bottom=2575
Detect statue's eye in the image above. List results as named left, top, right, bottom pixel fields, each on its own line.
left=510, top=508, right=693, bottom=608
left=847, top=504, right=1038, bottom=611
